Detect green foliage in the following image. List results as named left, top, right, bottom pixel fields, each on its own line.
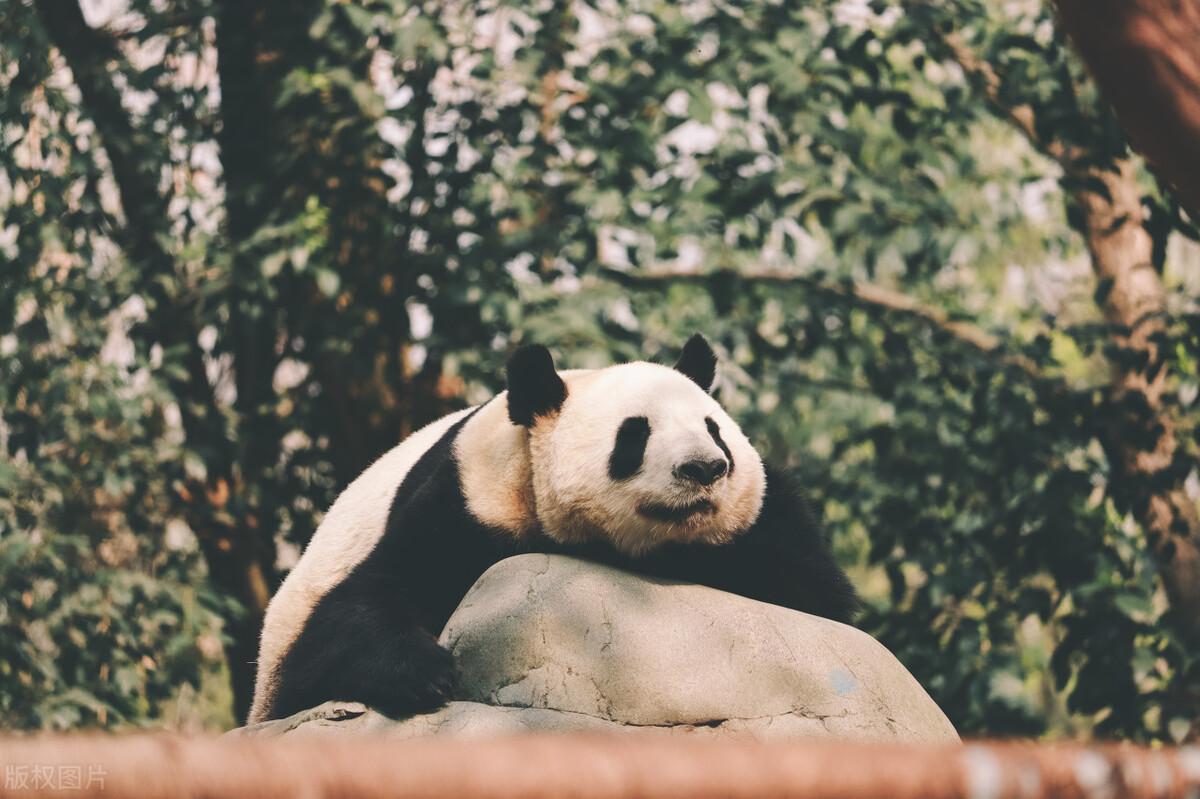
left=2, top=0, right=1197, bottom=738
left=0, top=354, right=226, bottom=728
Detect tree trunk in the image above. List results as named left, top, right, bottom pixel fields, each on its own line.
left=198, top=531, right=272, bottom=722
left=1073, top=158, right=1200, bottom=630
left=210, top=0, right=311, bottom=721
left=1056, top=0, right=1200, bottom=218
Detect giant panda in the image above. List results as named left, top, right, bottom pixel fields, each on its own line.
left=247, top=335, right=858, bottom=724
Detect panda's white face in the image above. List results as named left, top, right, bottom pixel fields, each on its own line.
left=526, top=362, right=766, bottom=555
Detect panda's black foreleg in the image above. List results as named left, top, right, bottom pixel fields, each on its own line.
left=635, top=533, right=859, bottom=624
left=270, top=578, right=457, bottom=721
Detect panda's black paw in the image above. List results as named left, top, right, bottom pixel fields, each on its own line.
left=373, top=635, right=458, bottom=718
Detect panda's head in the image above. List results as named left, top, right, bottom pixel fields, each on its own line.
left=505, top=335, right=766, bottom=555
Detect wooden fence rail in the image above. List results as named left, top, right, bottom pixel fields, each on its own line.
left=1, top=734, right=1198, bottom=798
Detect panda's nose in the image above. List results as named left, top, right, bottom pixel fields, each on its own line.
left=674, top=458, right=728, bottom=486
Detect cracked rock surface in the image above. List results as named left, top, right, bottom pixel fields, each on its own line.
left=238, top=554, right=958, bottom=742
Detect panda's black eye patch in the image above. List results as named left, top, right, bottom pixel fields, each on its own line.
left=705, top=417, right=734, bottom=475
left=609, top=416, right=651, bottom=480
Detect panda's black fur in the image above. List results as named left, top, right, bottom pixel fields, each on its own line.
left=253, top=337, right=858, bottom=723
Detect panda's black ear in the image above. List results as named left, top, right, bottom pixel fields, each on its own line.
left=506, top=344, right=567, bottom=426
left=673, top=333, right=718, bottom=393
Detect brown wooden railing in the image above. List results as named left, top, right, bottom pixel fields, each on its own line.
left=1, top=735, right=1198, bottom=798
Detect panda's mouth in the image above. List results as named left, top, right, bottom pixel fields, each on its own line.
left=637, top=498, right=716, bottom=523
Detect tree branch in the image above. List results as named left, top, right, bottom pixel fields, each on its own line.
left=32, top=0, right=227, bottom=465
left=32, top=0, right=169, bottom=272
left=942, top=34, right=1052, bottom=157
left=934, top=31, right=1071, bottom=167
left=33, top=0, right=228, bottom=475
left=597, top=267, right=1048, bottom=382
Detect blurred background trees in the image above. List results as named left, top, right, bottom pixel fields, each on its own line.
left=2, top=0, right=1198, bottom=738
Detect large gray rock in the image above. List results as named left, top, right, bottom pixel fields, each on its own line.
left=238, top=554, right=957, bottom=742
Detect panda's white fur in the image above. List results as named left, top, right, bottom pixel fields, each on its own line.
left=249, top=338, right=855, bottom=724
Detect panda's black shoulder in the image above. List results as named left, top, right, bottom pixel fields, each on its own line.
left=756, top=464, right=825, bottom=543
left=741, top=463, right=859, bottom=621
left=752, top=464, right=860, bottom=622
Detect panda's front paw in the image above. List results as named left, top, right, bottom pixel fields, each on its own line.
left=377, top=635, right=458, bottom=718
left=407, top=643, right=457, bottom=710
